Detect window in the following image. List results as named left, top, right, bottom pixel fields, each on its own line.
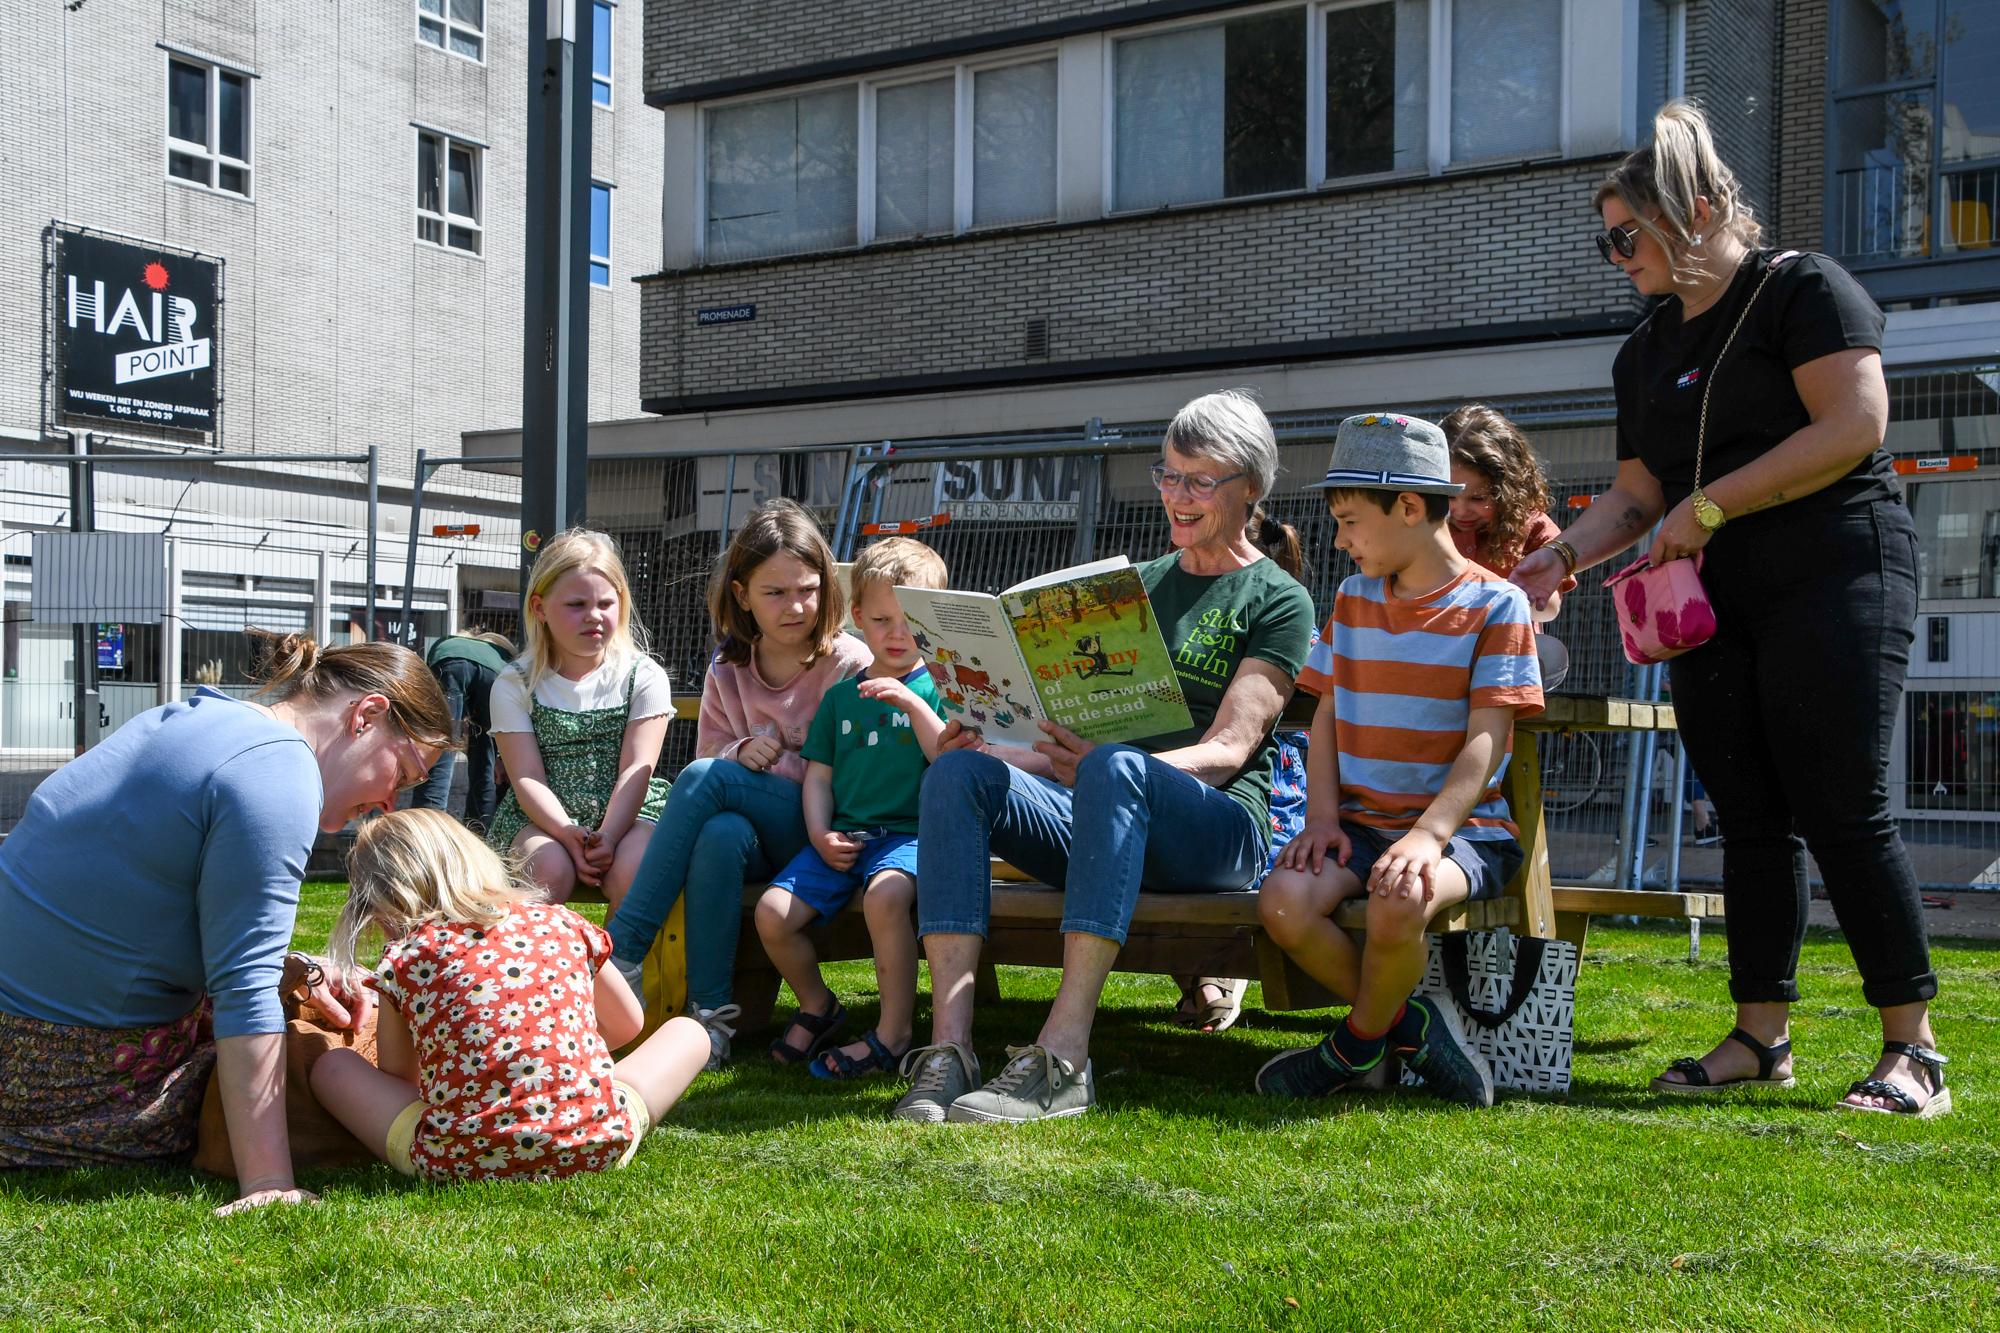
left=1323, top=0, right=1429, bottom=180
left=1113, top=10, right=1307, bottom=210
left=416, top=130, right=482, bottom=254
left=418, top=0, right=483, bottom=62
left=1636, top=0, right=1686, bottom=128
left=1448, top=0, right=1563, bottom=163
left=590, top=182, right=612, bottom=285
left=1831, top=0, right=2000, bottom=262
left=705, top=88, right=858, bottom=261
left=972, top=61, right=1057, bottom=226
left=874, top=77, right=954, bottom=240
left=592, top=2, right=613, bottom=107
left=165, top=57, right=251, bottom=197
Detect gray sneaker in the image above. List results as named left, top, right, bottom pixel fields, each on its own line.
left=891, top=1042, right=981, bottom=1123
left=691, top=1004, right=741, bottom=1071
left=610, top=954, right=645, bottom=1001
left=946, top=1044, right=1096, bottom=1123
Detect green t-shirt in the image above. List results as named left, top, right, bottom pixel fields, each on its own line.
left=1136, top=553, right=1315, bottom=833
left=800, top=664, right=944, bottom=834
left=425, top=635, right=510, bottom=675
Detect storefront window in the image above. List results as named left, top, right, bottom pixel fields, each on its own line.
left=1905, top=688, right=2000, bottom=812
left=1908, top=475, right=2000, bottom=599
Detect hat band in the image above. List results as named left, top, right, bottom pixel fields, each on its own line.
left=1319, top=467, right=1455, bottom=489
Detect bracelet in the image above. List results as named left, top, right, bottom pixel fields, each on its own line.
left=284, top=951, right=325, bottom=990
left=1546, top=539, right=1579, bottom=575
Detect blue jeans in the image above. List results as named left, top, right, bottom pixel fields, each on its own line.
left=410, top=658, right=499, bottom=834
left=917, top=745, right=1267, bottom=945
left=605, top=757, right=808, bottom=1009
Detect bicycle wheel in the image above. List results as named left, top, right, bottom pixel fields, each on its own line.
left=1539, top=731, right=1603, bottom=816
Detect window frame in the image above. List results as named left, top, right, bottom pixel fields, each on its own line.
left=590, top=180, right=613, bottom=287
left=163, top=53, right=254, bottom=201
left=592, top=1, right=614, bottom=108
left=694, top=47, right=1062, bottom=263
left=1435, top=0, right=1572, bottom=171
left=417, top=0, right=485, bottom=65
left=414, top=127, right=484, bottom=257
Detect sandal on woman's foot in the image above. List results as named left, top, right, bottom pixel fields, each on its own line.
left=1840, top=1041, right=1952, bottom=1119
left=1172, top=976, right=1248, bottom=1032
left=768, top=998, right=847, bottom=1066
left=1650, top=1026, right=1795, bottom=1095
left=809, top=1028, right=911, bottom=1081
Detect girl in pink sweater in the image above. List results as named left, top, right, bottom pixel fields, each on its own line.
left=603, top=500, right=869, bottom=1068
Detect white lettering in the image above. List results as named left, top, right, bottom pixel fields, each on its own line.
left=114, top=338, right=211, bottom=385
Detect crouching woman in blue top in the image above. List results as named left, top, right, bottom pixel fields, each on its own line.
left=0, top=633, right=451, bottom=1214
left=895, top=390, right=1315, bottom=1124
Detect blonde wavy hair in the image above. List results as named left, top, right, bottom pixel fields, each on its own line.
left=518, top=528, right=651, bottom=695
left=1594, top=99, right=1763, bottom=286
left=328, top=808, right=544, bottom=975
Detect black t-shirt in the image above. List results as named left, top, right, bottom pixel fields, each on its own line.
left=1613, top=249, right=1897, bottom=517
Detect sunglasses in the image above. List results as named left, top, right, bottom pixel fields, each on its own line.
left=1594, top=220, right=1643, bottom=266
left=1149, top=461, right=1248, bottom=498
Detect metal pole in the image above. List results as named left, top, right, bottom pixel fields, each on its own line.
left=520, top=0, right=594, bottom=591
left=1073, top=419, right=1104, bottom=566
left=366, top=445, right=379, bottom=641
left=719, top=452, right=738, bottom=554
left=158, top=537, right=182, bottom=707
left=400, top=450, right=429, bottom=649
left=68, top=435, right=96, bottom=754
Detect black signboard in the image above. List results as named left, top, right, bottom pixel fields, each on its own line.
left=55, top=229, right=220, bottom=436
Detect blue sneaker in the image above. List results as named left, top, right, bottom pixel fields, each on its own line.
left=1392, top=994, right=1494, bottom=1109
left=1256, top=1037, right=1376, bottom=1099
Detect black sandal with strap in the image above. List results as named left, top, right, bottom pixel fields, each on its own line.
left=1840, top=1041, right=1953, bottom=1119
left=1650, top=1026, right=1796, bottom=1095
left=768, top=998, right=847, bottom=1066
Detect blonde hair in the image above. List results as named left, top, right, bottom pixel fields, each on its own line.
left=709, top=498, right=844, bottom=668
left=329, top=808, right=544, bottom=975
left=249, top=631, right=455, bottom=751
left=1441, top=404, right=1553, bottom=574
left=1595, top=99, right=1763, bottom=285
left=851, top=537, right=948, bottom=604
left=519, top=528, right=650, bottom=694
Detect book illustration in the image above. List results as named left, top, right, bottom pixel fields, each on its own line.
left=896, top=557, right=1191, bottom=748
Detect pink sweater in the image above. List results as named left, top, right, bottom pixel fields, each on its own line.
left=696, top=634, right=872, bottom=784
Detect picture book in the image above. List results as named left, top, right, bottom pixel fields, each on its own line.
left=894, top=556, right=1193, bottom=746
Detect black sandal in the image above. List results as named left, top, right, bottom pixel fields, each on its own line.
left=1840, top=1041, right=1952, bottom=1119
left=808, top=1028, right=910, bottom=1081
left=768, top=998, right=847, bottom=1066
left=1650, top=1026, right=1796, bottom=1095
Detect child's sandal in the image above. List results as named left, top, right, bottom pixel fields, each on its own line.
left=808, top=1028, right=910, bottom=1081
left=1840, top=1041, right=1952, bottom=1119
left=768, top=999, right=847, bottom=1066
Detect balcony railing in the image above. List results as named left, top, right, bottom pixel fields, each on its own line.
left=1833, top=159, right=2000, bottom=264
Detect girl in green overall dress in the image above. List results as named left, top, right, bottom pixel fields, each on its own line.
left=489, top=530, right=674, bottom=906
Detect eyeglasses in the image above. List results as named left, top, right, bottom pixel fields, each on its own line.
left=1149, top=461, right=1248, bottom=498
left=394, top=731, right=431, bottom=791
left=1594, top=220, right=1643, bottom=266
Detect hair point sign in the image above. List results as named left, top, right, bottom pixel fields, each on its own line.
left=54, top=228, right=221, bottom=437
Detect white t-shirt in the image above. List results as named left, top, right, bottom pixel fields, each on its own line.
left=488, top=650, right=675, bottom=733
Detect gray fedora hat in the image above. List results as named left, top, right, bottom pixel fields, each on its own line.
left=1305, top=412, right=1463, bottom=496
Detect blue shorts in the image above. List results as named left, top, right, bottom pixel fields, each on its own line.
left=769, top=830, right=919, bottom=920
left=1340, top=822, right=1522, bottom=903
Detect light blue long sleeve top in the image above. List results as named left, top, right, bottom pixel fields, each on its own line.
left=0, top=688, right=323, bottom=1039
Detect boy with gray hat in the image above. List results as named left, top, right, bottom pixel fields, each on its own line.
left=1255, top=412, right=1543, bottom=1107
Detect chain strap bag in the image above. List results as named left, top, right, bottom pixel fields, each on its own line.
left=1604, top=251, right=1799, bottom=666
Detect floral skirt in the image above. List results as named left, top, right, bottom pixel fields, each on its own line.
left=0, top=1004, right=215, bottom=1168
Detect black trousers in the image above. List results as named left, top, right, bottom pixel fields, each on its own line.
left=1667, top=497, right=1936, bottom=1009
left=410, top=657, right=500, bottom=834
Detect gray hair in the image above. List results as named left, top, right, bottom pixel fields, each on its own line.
left=1162, top=389, right=1277, bottom=504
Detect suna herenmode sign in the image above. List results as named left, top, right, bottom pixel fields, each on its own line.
left=56, top=229, right=220, bottom=436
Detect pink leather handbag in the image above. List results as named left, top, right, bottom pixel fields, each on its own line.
left=1604, top=553, right=1717, bottom=664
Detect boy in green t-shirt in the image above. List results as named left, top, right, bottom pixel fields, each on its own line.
left=756, top=538, right=951, bottom=1079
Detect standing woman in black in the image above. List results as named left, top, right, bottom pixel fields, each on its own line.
left=1512, top=101, right=1948, bottom=1117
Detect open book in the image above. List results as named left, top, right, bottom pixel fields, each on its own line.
left=895, top=556, right=1193, bottom=746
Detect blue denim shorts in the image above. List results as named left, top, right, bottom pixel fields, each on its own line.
left=770, top=830, right=919, bottom=920
left=1340, top=822, right=1522, bottom=902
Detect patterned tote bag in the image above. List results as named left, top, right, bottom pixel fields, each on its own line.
left=1400, top=930, right=1581, bottom=1096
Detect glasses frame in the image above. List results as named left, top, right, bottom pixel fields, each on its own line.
left=1149, top=461, right=1249, bottom=498
left=1594, top=220, right=1643, bottom=266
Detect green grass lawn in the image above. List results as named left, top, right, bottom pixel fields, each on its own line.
left=2, top=884, right=1996, bottom=1332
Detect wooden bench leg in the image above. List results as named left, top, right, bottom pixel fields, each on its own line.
left=733, top=966, right=783, bottom=1036
left=974, top=960, right=1002, bottom=1004
left=1555, top=911, right=1590, bottom=951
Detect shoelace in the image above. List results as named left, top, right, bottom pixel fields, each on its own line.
left=694, top=1004, right=741, bottom=1041
left=900, top=1045, right=963, bottom=1094
left=984, top=1044, right=1054, bottom=1100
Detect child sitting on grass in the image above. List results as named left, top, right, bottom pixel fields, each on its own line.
left=754, top=538, right=950, bottom=1078
left=1257, top=413, right=1543, bottom=1108
left=312, top=808, right=709, bottom=1182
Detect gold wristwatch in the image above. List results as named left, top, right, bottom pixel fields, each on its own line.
left=1691, top=488, right=1727, bottom=532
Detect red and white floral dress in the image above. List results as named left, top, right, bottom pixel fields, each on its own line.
left=370, top=903, right=637, bottom=1182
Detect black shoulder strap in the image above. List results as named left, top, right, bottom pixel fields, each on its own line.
left=1440, top=932, right=1548, bottom=1031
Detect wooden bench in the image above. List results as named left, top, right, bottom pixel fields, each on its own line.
left=637, top=691, right=1718, bottom=1032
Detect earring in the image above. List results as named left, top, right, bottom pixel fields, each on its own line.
left=1690, top=233, right=1705, bottom=246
